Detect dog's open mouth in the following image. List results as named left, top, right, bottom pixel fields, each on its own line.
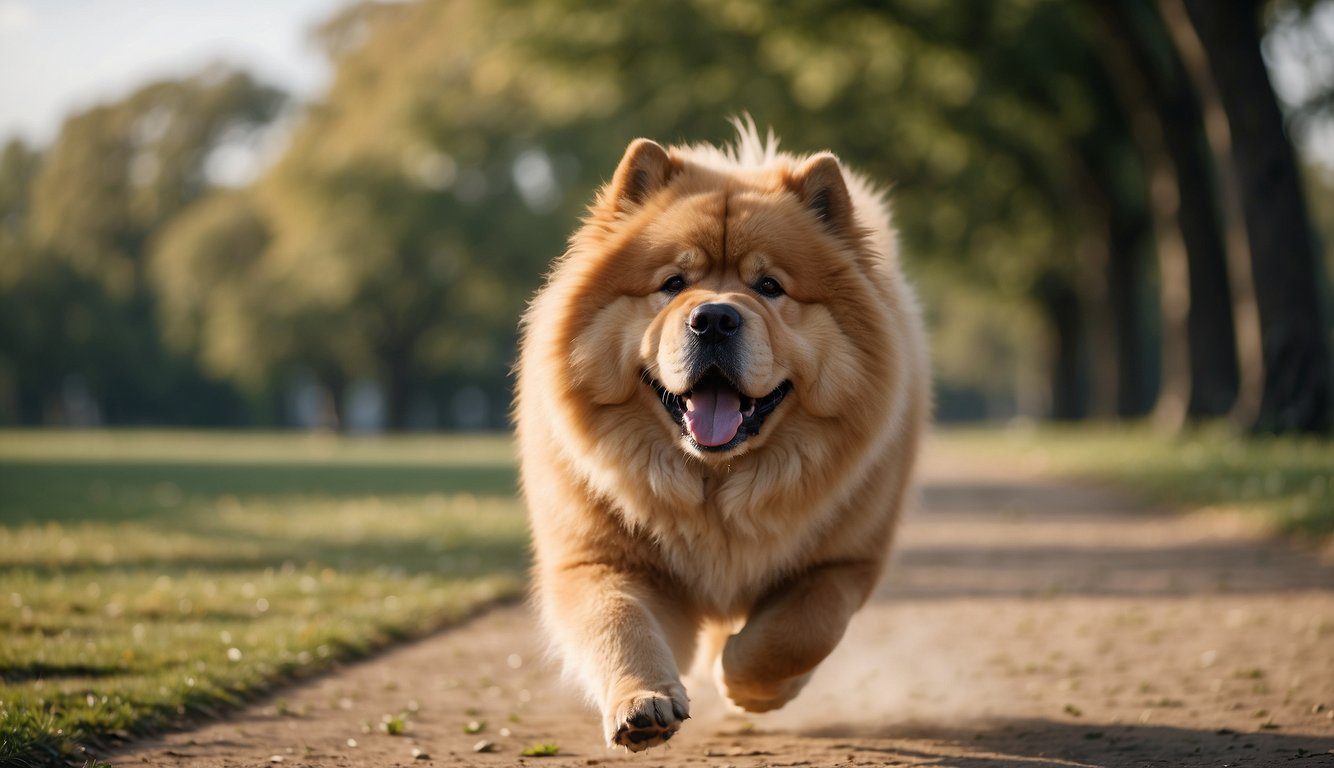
left=648, top=370, right=792, bottom=452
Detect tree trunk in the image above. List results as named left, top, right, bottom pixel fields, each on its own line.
left=317, top=367, right=346, bottom=432
left=1104, top=0, right=1241, bottom=418
left=1093, top=8, right=1192, bottom=431
left=1071, top=137, right=1155, bottom=421
left=1105, top=196, right=1154, bottom=419
left=384, top=350, right=413, bottom=431
left=1079, top=220, right=1121, bottom=420
left=1158, top=0, right=1269, bottom=430
left=1037, top=274, right=1087, bottom=421
left=1173, top=0, right=1331, bottom=433
left=1096, top=1, right=1251, bottom=428
left=1173, top=134, right=1241, bottom=417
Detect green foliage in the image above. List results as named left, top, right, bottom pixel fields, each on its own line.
left=149, top=191, right=276, bottom=386
left=0, top=431, right=527, bottom=766
left=381, top=712, right=409, bottom=735
left=9, top=0, right=1140, bottom=428
left=1, top=69, right=286, bottom=426
left=194, top=0, right=1125, bottom=423
left=1, top=0, right=1322, bottom=427
left=28, top=69, right=281, bottom=297
left=29, top=68, right=283, bottom=296
left=520, top=742, right=561, bottom=756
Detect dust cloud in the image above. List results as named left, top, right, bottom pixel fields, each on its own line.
left=684, top=604, right=1010, bottom=734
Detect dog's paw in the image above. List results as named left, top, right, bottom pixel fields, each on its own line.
left=715, top=656, right=810, bottom=713
left=717, top=674, right=808, bottom=713
left=605, top=687, right=689, bottom=752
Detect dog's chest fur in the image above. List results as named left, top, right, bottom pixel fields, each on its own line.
left=625, top=469, right=848, bottom=616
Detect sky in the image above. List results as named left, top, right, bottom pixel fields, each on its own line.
left=0, top=0, right=1330, bottom=170
left=0, top=0, right=346, bottom=144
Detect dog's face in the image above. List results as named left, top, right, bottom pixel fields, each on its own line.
left=556, top=139, right=891, bottom=464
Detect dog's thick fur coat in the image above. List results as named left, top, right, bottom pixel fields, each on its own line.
left=515, top=123, right=929, bottom=751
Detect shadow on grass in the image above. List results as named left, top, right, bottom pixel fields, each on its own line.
left=0, top=459, right=518, bottom=524
left=0, top=456, right=529, bottom=581
left=1, top=662, right=125, bottom=683
left=802, top=717, right=1333, bottom=767
left=0, top=535, right=530, bottom=580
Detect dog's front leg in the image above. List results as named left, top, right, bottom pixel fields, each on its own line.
left=717, top=560, right=880, bottom=712
left=539, top=562, right=695, bottom=752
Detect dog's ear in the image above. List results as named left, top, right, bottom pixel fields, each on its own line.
left=788, top=152, right=855, bottom=237
left=608, top=139, right=676, bottom=210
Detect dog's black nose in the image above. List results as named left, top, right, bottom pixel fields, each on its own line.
left=688, top=303, right=742, bottom=343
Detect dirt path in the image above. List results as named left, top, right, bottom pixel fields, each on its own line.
left=112, top=449, right=1334, bottom=768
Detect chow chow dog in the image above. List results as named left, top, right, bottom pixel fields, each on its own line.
left=515, top=121, right=928, bottom=752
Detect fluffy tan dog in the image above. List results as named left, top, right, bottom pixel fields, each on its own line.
left=515, top=122, right=929, bottom=752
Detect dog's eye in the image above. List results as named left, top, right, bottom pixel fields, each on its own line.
left=756, top=276, right=784, bottom=298
left=660, top=275, right=687, bottom=295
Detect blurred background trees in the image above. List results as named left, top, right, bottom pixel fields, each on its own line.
left=1, top=0, right=1330, bottom=434
left=2, top=69, right=285, bottom=424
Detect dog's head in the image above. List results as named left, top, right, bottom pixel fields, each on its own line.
left=538, top=136, right=901, bottom=467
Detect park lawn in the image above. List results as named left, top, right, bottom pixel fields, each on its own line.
left=0, top=430, right=529, bottom=766
left=937, top=424, right=1334, bottom=540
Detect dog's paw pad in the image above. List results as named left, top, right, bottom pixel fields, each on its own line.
left=716, top=663, right=812, bottom=714
left=608, top=691, right=688, bottom=752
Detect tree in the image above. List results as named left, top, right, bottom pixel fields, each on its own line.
left=1094, top=0, right=1244, bottom=430
left=150, top=191, right=273, bottom=385
left=240, top=0, right=1104, bottom=425
left=1165, top=0, right=1331, bottom=433
left=31, top=66, right=284, bottom=295
left=13, top=0, right=1321, bottom=429
left=231, top=0, right=1190, bottom=427
left=13, top=67, right=285, bottom=423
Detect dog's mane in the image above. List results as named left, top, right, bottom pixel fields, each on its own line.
left=679, top=114, right=781, bottom=171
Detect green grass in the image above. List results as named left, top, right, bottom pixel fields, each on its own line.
left=0, top=430, right=528, bottom=766
left=937, top=424, right=1334, bottom=540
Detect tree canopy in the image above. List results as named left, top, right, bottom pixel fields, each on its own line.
left=2, top=0, right=1329, bottom=432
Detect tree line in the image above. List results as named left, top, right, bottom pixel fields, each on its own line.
left=1, top=0, right=1330, bottom=433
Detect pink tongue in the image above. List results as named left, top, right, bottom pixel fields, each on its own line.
left=684, top=382, right=743, bottom=447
